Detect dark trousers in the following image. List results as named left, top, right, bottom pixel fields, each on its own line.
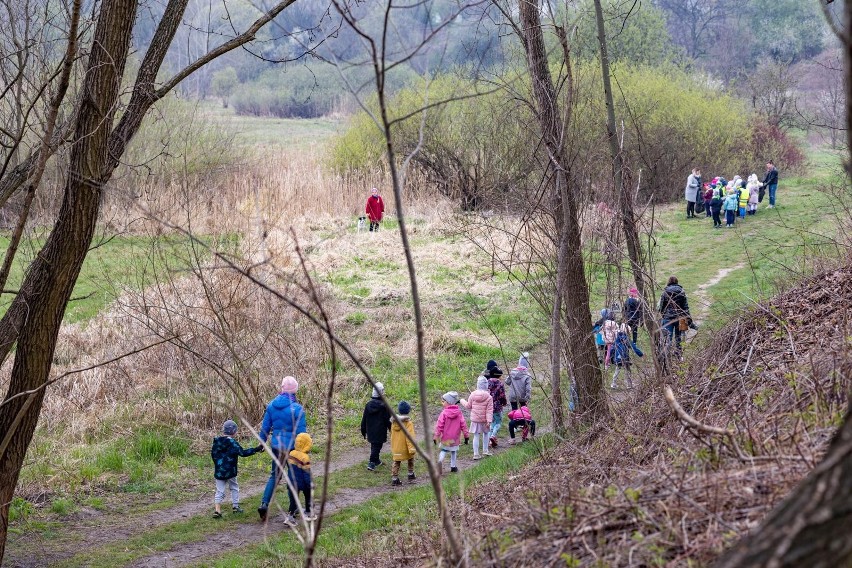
left=628, top=322, right=639, bottom=344
left=510, top=401, right=527, bottom=411
left=663, top=320, right=683, bottom=354
left=712, top=210, right=721, bottom=226
left=287, top=484, right=311, bottom=515
left=508, top=419, right=536, bottom=438
left=725, top=210, right=735, bottom=225
left=369, top=221, right=380, bottom=231
left=369, top=441, right=383, bottom=464
left=704, top=202, right=712, bottom=217
left=686, top=201, right=695, bottom=217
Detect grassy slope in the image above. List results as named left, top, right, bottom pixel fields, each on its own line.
left=5, top=103, right=843, bottom=567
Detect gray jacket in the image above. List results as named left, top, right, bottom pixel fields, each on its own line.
left=506, top=368, right=532, bottom=402
left=685, top=173, right=700, bottom=202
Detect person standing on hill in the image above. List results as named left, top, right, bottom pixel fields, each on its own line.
left=762, top=161, right=779, bottom=208
left=365, top=187, right=385, bottom=231
left=361, top=382, right=391, bottom=471
left=658, top=276, right=694, bottom=359
left=257, top=375, right=306, bottom=522
left=685, top=168, right=701, bottom=218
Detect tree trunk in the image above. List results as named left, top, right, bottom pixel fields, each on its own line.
left=0, top=0, right=139, bottom=559
left=713, top=403, right=852, bottom=567
left=518, top=0, right=608, bottom=421
left=591, top=0, right=662, bottom=377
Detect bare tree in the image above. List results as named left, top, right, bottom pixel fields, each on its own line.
left=748, top=58, right=802, bottom=130
left=655, top=0, right=732, bottom=59
left=0, top=0, right=302, bottom=558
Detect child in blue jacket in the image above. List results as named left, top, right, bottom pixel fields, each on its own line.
left=610, top=322, right=644, bottom=389
left=211, top=420, right=262, bottom=518
left=723, top=189, right=739, bottom=228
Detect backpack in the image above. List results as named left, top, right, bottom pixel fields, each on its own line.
left=612, top=330, right=631, bottom=366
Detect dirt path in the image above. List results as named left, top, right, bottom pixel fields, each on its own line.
left=129, top=447, right=501, bottom=568
left=691, top=263, right=745, bottom=325
left=2, top=443, right=373, bottom=568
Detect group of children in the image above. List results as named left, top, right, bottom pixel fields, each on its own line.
left=209, top=356, right=538, bottom=521
left=702, top=174, right=764, bottom=229
left=593, top=305, right=645, bottom=389
left=361, top=357, right=537, bottom=482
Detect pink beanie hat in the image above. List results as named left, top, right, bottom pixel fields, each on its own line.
left=280, top=375, right=298, bottom=394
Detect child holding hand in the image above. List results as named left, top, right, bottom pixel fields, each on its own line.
left=210, top=420, right=262, bottom=518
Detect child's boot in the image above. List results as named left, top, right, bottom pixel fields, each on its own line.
left=407, top=472, right=416, bottom=483
left=232, top=505, right=244, bottom=514
left=450, top=466, right=458, bottom=473
left=392, top=476, right=402, bottom=486
left=257, top=503, right=268, bottom=521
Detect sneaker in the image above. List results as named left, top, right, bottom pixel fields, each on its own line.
left=450, top=466, right=458, bottom=473
left=283, top=513, right=297, bottom=527
left=213, top=511, right=223, bottom=519
left=232, top=506, right=244, bottom=514
left=375, top=460, right=384, bottom=467
left=392, top=477, right=402, bottom=486
left=366, top=462, right=376, bottom=471
left=407, top=473, right=416, bottom=483
left=473, top=454, right=481, bottom=460
left=509, top=438, right=517, bottom=445
left=257, top=504, right=268, bottom=521
left=768, top=205, right=775, bottom=209
left=303, top=511, right=317, bottom=521
left=483, top=450, right=493, bottom=456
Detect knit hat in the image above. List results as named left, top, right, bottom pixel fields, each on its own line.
left=398, top=400, right=411, bottom=415
left=372, top=382, right=384, bottom=398
left=223, top=420, right=238, bottom=435
left=486, top=359, right=498, bottom=371
left=477, top=376, right=488, bottom=390
left=489, top=365, right=503, bottom=378
left=442, top=391, right=460, bottom=405
left=280, top=375, right=298, bottom=394
left=629, top=287, right=639, bottom=296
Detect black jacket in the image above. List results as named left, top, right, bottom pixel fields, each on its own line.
left=659, top=284, right=691, bottom=321
left=623, top=297, right=642, bottom=325
left=360, top=397, right=391, bottom=443
left=211, top=436, right=261, bottom=480
left=762, top=168, right=778, bottom=186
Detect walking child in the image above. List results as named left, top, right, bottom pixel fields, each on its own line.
left=487, top=365, right=508, bottom=447
left=738, top=181, right=750, bottom=219
left=507, top=405, right=536, bottom=444
left=460, top=376, right=494, bottom=460
left=360, top=382, right=391, bottom=471
left=703, top=183, right=713, bottom=218
left=602, top=313, right=620, bottom=368
left=433, top=392, right=469, bottom=475
left=506, top=363, right=532, bottom=410
left=283, top=432, right=315, bottom=526
left=211, top=420, right=262, bottom=518
left=610, top=320, right=644, bottom=389
left=390, top=401, right=417, bottom=486
left=747, top=174, right=761, bottom=215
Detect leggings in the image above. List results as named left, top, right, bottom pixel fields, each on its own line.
left=686, top=201, right=695, bottom=217
left=712, top=210, right=721, bottom=226
left=489, top=412, right=503, bottom=438
left=287, top=484, right=311, bottom=515
left=438, top=449, right=457, bottom=468
left=472, top=432, right=489, bottom=455
left=369, top=221, right=380, bottom=231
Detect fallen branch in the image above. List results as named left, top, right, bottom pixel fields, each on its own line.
left=664, top=386, right=734, bottom=436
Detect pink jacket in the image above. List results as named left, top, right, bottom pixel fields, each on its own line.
left=508, top=406, right=532, bottom=422
left=434, top=405, right=469, bottom=446
left=461, top=390, right=493, bottom=424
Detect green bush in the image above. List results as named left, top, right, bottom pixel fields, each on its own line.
left=9, top=497, right=33, bottom=523
left=49, top=498, right=75, bottom=516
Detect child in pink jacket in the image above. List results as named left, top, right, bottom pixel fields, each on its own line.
left=507, top=405, right=536, bottom=444
left=460, top=376, right=494, bottom=460
left=433, top=392, right=469, bottom=474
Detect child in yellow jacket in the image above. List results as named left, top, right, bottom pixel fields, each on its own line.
left=390, top=401, right=416, bottom=486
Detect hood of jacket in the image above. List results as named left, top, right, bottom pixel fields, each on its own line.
left=293, top=432, right=312, bottom=453
left=270, top=393, right=298, bottom=411
left=468, top=390, right=491, bottom=405
left=441, top=405, right=462, bottom=419
left=664, top=284, right=684, bottom=296
left=391, top=414, right=411, bottom=428
left=365, top=397, right=386, bottom=414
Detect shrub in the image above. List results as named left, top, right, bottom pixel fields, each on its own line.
left=49, top=498, right=75, bottom=516
left=741, top=119, right=806, bottom=176
left=9, top=497, right=33, bottom=523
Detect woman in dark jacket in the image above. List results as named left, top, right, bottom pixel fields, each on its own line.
left=623, top=287, right=642, bottom=344
left=658, top=276, right=693, bottom=358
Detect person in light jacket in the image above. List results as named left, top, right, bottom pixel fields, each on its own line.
left=684, top=168, right=701, bottom=218
left=506, top=365, right=532, bottom=410
left=460, top=376, right=494, bottom=460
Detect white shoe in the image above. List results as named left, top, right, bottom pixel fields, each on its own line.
left=302, top=512, right=317, bottom=521
left=473, top=454, right=481, bottom=460
left=768, top=205, right=774, bottom=209
left=283, top=514, right=297, bottom=526
left=610, top=382, right=617, bottom=389
left=483, top=450, right=493, bottom=456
